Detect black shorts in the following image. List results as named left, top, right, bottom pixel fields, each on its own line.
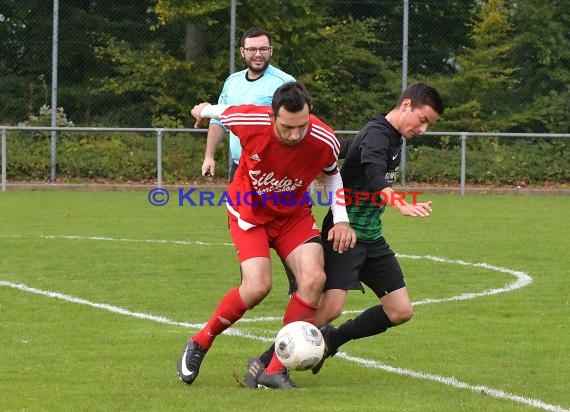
left=322, top=236, right=405, bottom=298
left=229, top=161, right=239, bottom=183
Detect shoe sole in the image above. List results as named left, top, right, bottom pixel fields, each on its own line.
left=256, top=384, right=297, bottom=389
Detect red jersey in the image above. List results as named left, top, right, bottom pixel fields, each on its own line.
left=219, top=104, right=340, bottom=229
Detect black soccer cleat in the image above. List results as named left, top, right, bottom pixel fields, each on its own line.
left=244, top=356, right=265, bottom=388
left=311, top=324, right=338, bottom=375
left=177, top=340, right=207, bottom=385
left=256, top=370, right=297, bottom=389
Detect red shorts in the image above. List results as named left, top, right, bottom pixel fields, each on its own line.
left=228, top=208, right=320, bottom=263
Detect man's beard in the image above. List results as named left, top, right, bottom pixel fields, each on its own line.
left=248, top=59, right=270, bottom=74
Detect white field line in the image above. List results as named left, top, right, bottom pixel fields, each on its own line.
left=1, top=234, right=234, bottom=247
left=397, top=254, right=533, bottom=304
left=1, top=280, right=566, bottom=411
left=2, top=234, right=566, bottom=411
left=337, top=352, right=569, bottom=412
left=1, top=234, right=533, bottom=312
left=0, top=279, right=273, bottom=343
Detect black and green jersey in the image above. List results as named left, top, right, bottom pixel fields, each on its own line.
left=323, top=113, right=402, bottom=241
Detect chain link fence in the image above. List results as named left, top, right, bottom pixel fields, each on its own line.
left=1, top=1, right=568, bottom=185
left=2, top=1, right=568, bottom=130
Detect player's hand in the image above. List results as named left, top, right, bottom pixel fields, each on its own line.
left=397, top=200, right=432, bottom=217
left=190, top=102, right=211, bottom=128
left=327, top=222, right=357, bottom=253
left=201, top=158, right=215, bottom=178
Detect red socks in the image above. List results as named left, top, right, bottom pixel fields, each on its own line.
left=192, top=286, right=248, bottom=350
left=265, top=292, right=317, bottom=374
left=191, top=288, right=318, bottom=375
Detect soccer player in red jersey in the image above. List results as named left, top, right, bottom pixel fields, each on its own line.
left=177, top=82, right=356, bottom=388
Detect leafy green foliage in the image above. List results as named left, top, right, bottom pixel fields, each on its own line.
left=5, top=104, right=567, bottom=184
left=7, top=131, right=211, bottom=183
left=1, top=1, right=569, bottom=186
left=406, top=146, right=461, bottom=184
left=7, top=105, right=207, bottom=182
left=405, top=137, right=569, bottom=185
left=93, top=36, right=220, bottom=127
left=7, top=134, right=568, bottom=186
left=292, top=18, right=400, bottom=129
left=1, top=0, right=567, bottom=134
left=432, top=0, right=518, bottom=132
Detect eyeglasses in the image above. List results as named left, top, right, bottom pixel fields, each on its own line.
left=243, top=46, right=272, bottom=55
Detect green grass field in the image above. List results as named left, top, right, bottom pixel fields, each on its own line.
left=1, top=189, right=568, bottom=411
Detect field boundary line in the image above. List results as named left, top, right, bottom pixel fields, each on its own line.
left=1, top=234, right=234, bottom=247
left=339, top=352, right=568, bottom=412
left=1, top=234, right=533, bottom=314
left=3, top=275, right=567, bottom=411
left=0, top=279, right=273, bottom=342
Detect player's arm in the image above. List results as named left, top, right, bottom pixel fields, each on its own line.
left=201, top=82, right=233, bottom=177
left=191, top=103, right=229, bottom=128
left=322, top=171, right=356, bottom=253
left=201, top=123, right=225, bottom=177
left=365, top=164, right=432, bottom=218
left=382, top=186, right=432, bottom=217
left=360, top=134, right=432, bottom=218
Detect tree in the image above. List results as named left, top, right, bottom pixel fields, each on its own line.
left=0, top=0, right=53, bottom=122
left=94, top=0, right=229, bottom=127
left=0, top=0, right=168, bottom=125
left=507, top=0, right=570, bottom=132
left=95, top=0, right=400, bottom=129
left=326, top=0, right=477, bottom=76
left=431, top=0, right=519, bottom=132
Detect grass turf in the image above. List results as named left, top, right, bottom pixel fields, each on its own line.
left=0, top=190, right=568, bottom=411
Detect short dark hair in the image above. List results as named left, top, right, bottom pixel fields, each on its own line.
left=399, top=82, right=445, bottom=115
left=240, top=27, right=272, bottom=47
left=271, top=82, right=312, bottom=116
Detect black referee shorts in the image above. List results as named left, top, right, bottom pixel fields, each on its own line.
left=229, top=161, right=239, bottom=183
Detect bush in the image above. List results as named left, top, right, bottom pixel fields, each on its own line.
left=6, top=131, right=213, bottom=183
left=4, top=110, right=568, bottom=186
left=406, top=138, right=569, bottom=186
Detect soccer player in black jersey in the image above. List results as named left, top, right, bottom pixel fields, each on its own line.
left=310, top=82, right=444, bottom=373
left=245, top=82, right=444, bottom=385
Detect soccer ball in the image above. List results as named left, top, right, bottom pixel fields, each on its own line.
left=274, top=321, right=325, bottom=371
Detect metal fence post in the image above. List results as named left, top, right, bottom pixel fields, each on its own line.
left=227, top=0, right=237, bottom=182
left=400, top=0, right=409, bottom=186
left=156, top=129, right=163, bottom=188
left=460, top=132, right=467, bottom=196
left=2, top=128, right=6, bottom=192
left=1, top=127, right=568, bottom=192
left=50, top=0, right=59, bottom=182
